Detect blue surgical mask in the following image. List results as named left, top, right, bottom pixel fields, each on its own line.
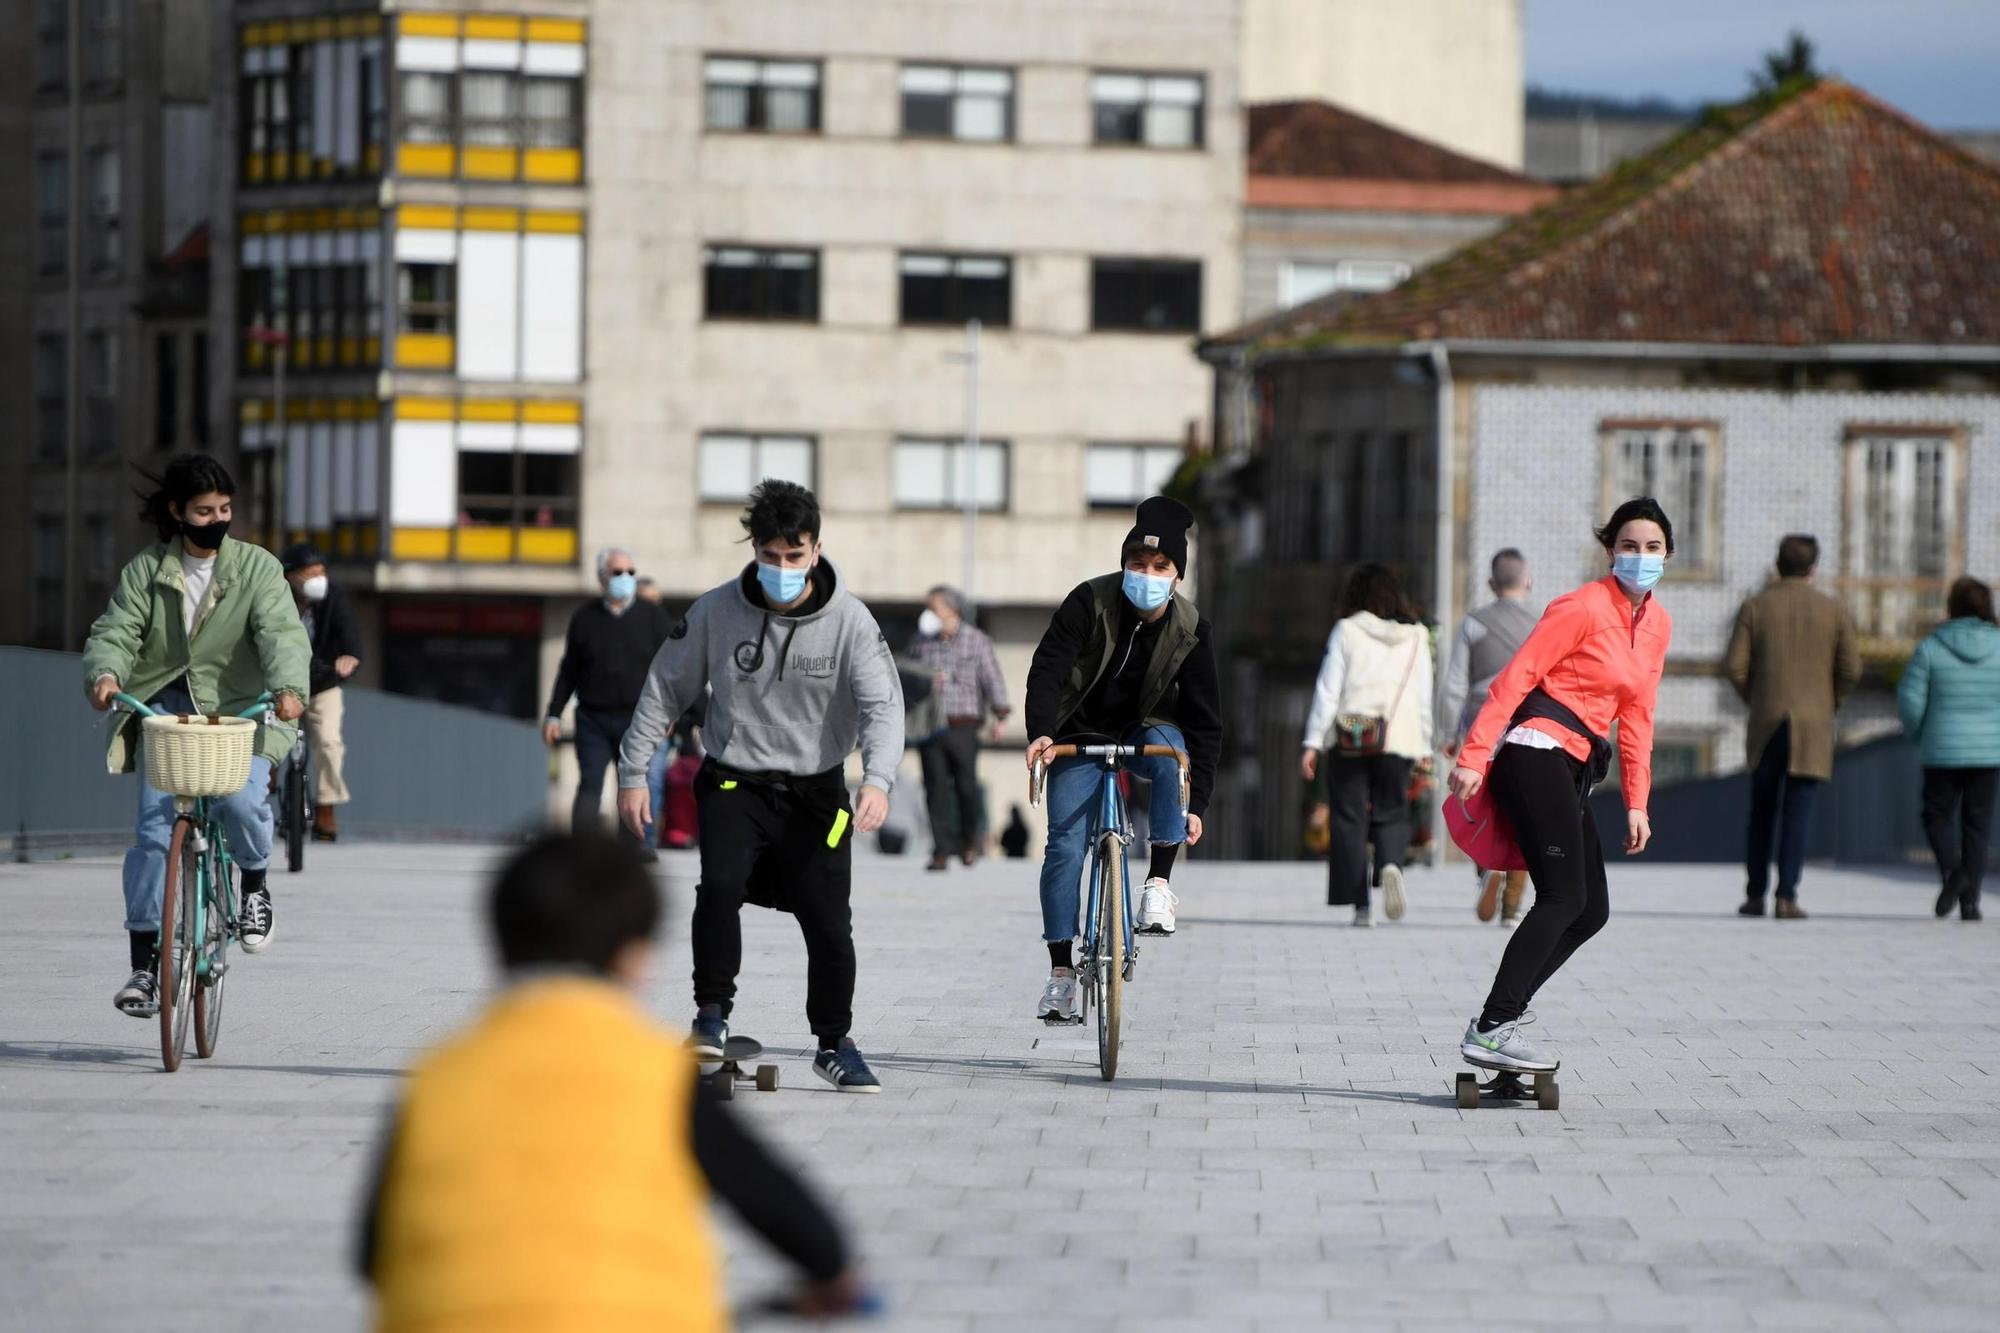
left=757, top=561, right=810, bottom=605
left=1612, top=553, right=1666, bottom=594
left=606, top=572, right=637, bottom=603
left=1122, top=569, right=1175, bottom=612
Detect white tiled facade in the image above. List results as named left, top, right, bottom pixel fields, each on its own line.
left=1466, top=382, right=2000, bottom=774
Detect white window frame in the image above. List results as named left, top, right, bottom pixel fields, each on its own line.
left=1840, top=428, right=1966, bottom=646
left=1279, top=258, right=1411, bottom=307
left=893, top=437, right=1008, bottom=512
left=698, top=432, right=817, bottom=503
left=1085, top=443, right=1182, bottom=510
left=900, top=63, right=1014, bottom=142
left=1092, top=71, right=1205, bottom=149
left=704, top=56, right=821, bottom=133
left=1600, top=421, right=1719, bottom=576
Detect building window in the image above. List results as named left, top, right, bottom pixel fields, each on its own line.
left=1092, top=72, right=1204, bottom=148
left=523, top=76, right=581, bottom=148
left=899, top=253, right=1011, bottom=327
left=84, top=0, right=121, bottom=90
left=36, top=0, right=66, bottom=94
left=460, top=70, right=520, bottom=149
left=1086, top=443, right=1182, bottom=510
left=703, top=245, right=819, bottom=321
left=84, top=331, right=116, bottom=457
left=86, top=146, right=119, bottom=275
left=893, top=438, right=1009, bottom=512
left=398, top=262, right=456, bottom=334
left=458, top=452, right=580, bottom=532
left=191, top=333, right=210, bottom=445
left=1280, top=258, right=1411, bottom=307
left=289, top=40, right=315, bottom=166
left=901, top=64, right=1013, bottom=141
left=1841, top=431, right=1962, bottom=645
left=36, top=152, right=67, bottom=278
left=705, top=57, right=820, bottom=133
left=1604, top=423, right=1715, bottom=572
left=154, top=334, right=179, bottom=450
left=699, top=433, right=817, bottom=503
left=1091, top=259, right=1202, bottom=332
left=36, top=334, right=66, bottom=461
left=361, top=39, right=386, bottom=162
left=401, top=70, right=454, bottom=143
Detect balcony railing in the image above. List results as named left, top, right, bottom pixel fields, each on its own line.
left=1834, top=575, right=1947, bottom=657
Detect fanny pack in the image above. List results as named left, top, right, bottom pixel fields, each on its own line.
left=1508, top=687, right=1613, bottom=797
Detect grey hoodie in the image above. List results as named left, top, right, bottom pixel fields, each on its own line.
left=615, top=558, right=905, bottom=792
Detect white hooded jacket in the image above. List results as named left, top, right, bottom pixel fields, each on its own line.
left=1302, top=612, right=1434, bottom=761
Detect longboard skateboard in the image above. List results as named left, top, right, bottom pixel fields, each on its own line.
left=697, top=1036, right=780, bottom=1101
left=1455, top=1059, right=1559, bottom=1111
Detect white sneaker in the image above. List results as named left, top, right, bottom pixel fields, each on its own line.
left=1380, top=865, right=1407, bottom=921
left=1352, top=905, right=1373, bottom=928
left=1037, top=968, right=1079, bottom=1024
left=1136, top=879, right=1178, bottom=935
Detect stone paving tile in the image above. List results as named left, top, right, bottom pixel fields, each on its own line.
left=3, top=848, right=1998, bottom=1330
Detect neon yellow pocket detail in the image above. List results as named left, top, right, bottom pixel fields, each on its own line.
left=827, top=809, right=851, bottom=848
left=719, top=780, right=738, bottom=791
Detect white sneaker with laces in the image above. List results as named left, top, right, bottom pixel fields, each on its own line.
left=1136, top=879, right=1178, bottom=935
left=1380, top=864, right=1407, bottom=921
left=1038, top=968, right=1079, bottom=1023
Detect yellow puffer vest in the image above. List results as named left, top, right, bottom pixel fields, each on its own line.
left=373, top=979, right=723, bottom=1333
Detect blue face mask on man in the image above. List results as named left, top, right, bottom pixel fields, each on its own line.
left=757, top=560, right=811, bottom=605
left=1122, top=568, right=1175, bottom=613
left=1611, top=553, right=1666, bottom=594
left=606, top=572, right=637, bottom=603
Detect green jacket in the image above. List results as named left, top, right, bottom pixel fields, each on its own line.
left=82, top=537, right=312, bottom=772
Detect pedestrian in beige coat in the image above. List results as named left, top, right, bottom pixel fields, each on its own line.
left=1724, top=535, right=1861, bottom=919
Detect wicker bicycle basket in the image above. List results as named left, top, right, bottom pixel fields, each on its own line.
left=140, top=713, right=258, bottom=798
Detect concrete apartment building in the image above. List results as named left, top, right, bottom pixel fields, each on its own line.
left=9, top=0, right=217, bottom=651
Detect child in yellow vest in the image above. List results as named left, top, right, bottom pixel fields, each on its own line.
left=357, top=834, right=864, bottom=1331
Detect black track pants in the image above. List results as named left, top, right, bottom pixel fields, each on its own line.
left=1480, top=744, right=1610, bottom=1027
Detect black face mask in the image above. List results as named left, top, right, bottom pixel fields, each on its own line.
left=180, top=518, right=231, bottom=551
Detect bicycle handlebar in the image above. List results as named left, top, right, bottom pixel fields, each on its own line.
left=1029, top=743, right=1190, bottom=813
left=111, top=690, right=276, bottom=721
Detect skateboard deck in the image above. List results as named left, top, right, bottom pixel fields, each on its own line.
left=1455, top=1059, right=1559, bottom=1110
left=696, top=1036, right=780, bottom=1100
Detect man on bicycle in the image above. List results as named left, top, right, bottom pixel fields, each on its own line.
left=83, top=455, right=310, bottom=1016
left=1024, top=496, right=1222, bottom=1022
left=615, top=481, right=904, bottom=1092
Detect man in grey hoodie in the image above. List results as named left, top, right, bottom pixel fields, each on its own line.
left=616, top=481, right=904, bottom=1092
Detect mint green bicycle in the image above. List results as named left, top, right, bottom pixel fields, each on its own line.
left=114, top=691, right=273, bottom=1072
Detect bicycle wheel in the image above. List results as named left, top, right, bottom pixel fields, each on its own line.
left=284, top=754, right=306, bottom=873
left=193, top=837, right=230, bottom=1059
left=158, top=817, right=197, bottom=1072
left=1096, top=831, right=1124, bottom=1082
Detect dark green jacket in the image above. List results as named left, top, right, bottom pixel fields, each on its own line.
left=82, top=537, right=312, bottom=771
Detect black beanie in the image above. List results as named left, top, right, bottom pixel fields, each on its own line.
left=1122, top=496, right=1194, bottom=578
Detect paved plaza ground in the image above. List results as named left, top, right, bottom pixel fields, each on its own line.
left=3, top=843, right=1999, bottom=1331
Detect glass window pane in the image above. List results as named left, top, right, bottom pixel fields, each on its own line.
left=975, top=442, right=1007, bottom=509
left=1143, top=102, right=1196, bottom=148
left=960, top=68, right=1012, bottom=96
left=760, top=436, right=814, bottom=488
left=1144, top=446, right=1181, bottom=493
left=903, top=92, right=952, bottom=137
left=706, top=59, right=756, bottom=83
left=901, top=65, right=952, bottom=93
left=957, top=257, right=1007, bottom=281
left=706, top=85, right=749, bottom=129
left=764, top=86, right=815, bottom=131
left=894, top=442, right=949, bottom=507
left=901, top=254, right=950, bottom=276
left=955, top=95, right=1006, bottom=141
left=1092, top=73, right=1144, bottom=102
left=1086, top=445, right=1134, bottom=505
left=762, top=62, right=818, bottom=89
left=1149, top=76, right=1203, bottom=105
left=699, top=435, right=754, bottom=501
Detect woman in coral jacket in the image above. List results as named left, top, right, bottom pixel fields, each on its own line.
left=1446, top=497, right=1675, bottom=1074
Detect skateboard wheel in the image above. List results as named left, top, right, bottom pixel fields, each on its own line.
left=1455, top=1072, right=1479, bottom=1110
left=709, top=1068, right=735, bottom=1101
left=1537, top=1076, right=1559, bottom=1111
left=755, top=1064, right=779, bottom=1093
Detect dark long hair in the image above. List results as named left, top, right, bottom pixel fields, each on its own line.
left=1340, top=563, right=1417, bottom=623
left=1947, top=576, right=1998, bottom=626
left=138, top=454, right=237, bottom=542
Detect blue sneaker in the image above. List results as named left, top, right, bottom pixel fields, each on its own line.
left=691, top=1006, right=727, bottom=1061
left=813, top=1039, right=882, bottom=1093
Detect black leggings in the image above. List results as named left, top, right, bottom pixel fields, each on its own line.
left=1480, top=745, right=1610, bottom=1027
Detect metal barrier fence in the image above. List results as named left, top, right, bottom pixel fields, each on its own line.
left=1588, top=731, right=1950, bottom=870
left=3, top=648, right=548, bottom=858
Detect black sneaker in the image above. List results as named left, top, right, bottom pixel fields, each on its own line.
left=1963, top=898, right=1984, bottom=922
left=813, top=1039, right=882, bottom=1093
left=240, top=888, right=274, bottom=953
left=1937, top=870, right=1962, bottom=919
left=690, top=1006, right=728, bottom=1061
left=113, top=969, right=158, bottom=1017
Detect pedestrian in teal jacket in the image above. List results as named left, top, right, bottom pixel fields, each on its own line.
left=81, top=455, right=311, bottom=1017
left=1898, top=576, right=2000, bottom=921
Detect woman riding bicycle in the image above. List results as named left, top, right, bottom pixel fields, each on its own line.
left=82, top=454, right=310, bottom=1017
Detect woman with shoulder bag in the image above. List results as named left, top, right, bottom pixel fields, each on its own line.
left=1446, top=497, right=1674, bottom=1075
left=1301, top=565, right=1434, bottom=926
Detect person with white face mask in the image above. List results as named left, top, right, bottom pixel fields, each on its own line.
left=283, top=543, right=364, bottom=841
left=907, top=585, right=1010, bottom=870
left=1022, top=496, right=1223, bottom=1023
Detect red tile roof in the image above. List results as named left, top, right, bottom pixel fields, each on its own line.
left=1248, top=100, right=1533, bottom=185
left=1221, top=81, right=2000, bottom=352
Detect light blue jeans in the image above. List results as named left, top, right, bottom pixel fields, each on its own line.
left=643, top=740, right=672, bottom=847
left=121, top=683, right=273, bottom=933
left=1037, top=723, right=1188, bottom=942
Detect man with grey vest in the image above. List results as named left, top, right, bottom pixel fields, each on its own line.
left=615, top=480, right=904, bottom=1091
left=1437, top=549, right=1538, bottom=926
left=1024, top=496, right=1222, bottom=1023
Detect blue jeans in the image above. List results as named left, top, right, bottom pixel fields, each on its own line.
left=121, top=684, right=274, bottom=933
left=643, top=741, right=672, bottom=847
left=1036, top=723, right=1188, bottom=942
left=1746, top=720, right=1819, bottom=901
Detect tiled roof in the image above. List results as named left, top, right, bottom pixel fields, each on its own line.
left=1218, top=81, right=2000, bottom=352
left=1247, top=100, right=1532, bottom=185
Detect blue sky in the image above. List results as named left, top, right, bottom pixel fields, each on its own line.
left=1525, top=0, right=2000, bottom=128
